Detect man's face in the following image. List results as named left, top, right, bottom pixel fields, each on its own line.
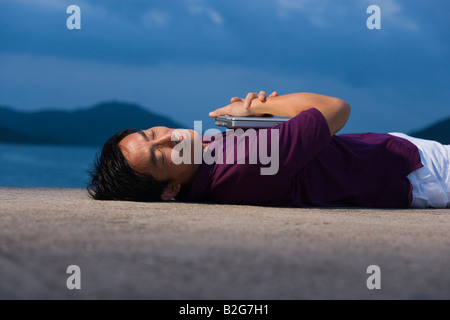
left=118, top=127, right=200, bottom=186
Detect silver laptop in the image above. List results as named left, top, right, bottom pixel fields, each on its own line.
left=215, top=116, right=291, bottom=129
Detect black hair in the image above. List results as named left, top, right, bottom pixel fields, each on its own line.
left=88, top=129, right=171, bottom=202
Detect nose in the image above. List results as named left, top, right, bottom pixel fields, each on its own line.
left=152, top=130, right=177, bottom=148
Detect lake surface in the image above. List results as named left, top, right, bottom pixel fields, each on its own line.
left=0, top=143, right=100, bottom=188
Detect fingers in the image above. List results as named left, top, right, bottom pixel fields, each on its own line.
left=231, top=90, right=277, bottom=110
left=244, top=92, right=258, bottom=109
left=209, top=105, right=230, bottom=118
left=258, top=91, right=267, bottom=101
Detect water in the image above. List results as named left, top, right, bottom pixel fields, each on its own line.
left=0, top=143, right=101, bottom=188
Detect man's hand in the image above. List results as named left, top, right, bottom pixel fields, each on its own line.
left=211, top=91, right=351, bottom=136
left=209, top=91, right=278, bottom=118
left=209, top=100, right=259, bottom=118
left=230, top=91, right=278, bottom=109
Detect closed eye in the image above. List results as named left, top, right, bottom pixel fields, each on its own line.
left=138, top=130, right=150, bottom=142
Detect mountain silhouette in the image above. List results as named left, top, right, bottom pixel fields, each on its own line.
left=0, top=102, right=184, bottom=146
left=1, top=102, right=448, bottom=146
left=409, top=117, right=450, bottom=145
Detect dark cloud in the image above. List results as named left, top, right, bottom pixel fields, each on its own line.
left=0, top=0, right=448, bottom=132
left=1, top=0, right=448, bottom=84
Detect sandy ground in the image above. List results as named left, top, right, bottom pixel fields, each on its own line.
left=0, top=187, right=449, bottom=300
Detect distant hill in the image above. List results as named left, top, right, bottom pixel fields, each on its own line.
left=409, top=117, right=450, bottom=145
left=2, top=102, right=448, bottom=147
left=0, top=102, right=184, bottom=146
left=0, top=126, right=32, bottom=143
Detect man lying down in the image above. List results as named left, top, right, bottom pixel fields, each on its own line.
left=88, top=91, right=450, bottom=208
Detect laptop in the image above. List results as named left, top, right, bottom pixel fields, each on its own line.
left=215, top=116, right=291, bottom=129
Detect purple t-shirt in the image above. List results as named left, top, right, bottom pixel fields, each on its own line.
left=178, top=108, right=423, bottom=208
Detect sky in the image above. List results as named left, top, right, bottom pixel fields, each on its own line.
left=0, top=0, right=448, bottom=134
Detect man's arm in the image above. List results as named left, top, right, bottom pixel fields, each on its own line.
left=210, top=92, right=351, bottom=136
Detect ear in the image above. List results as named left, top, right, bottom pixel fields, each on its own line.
left=160, top=183, right=181, bottom=201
